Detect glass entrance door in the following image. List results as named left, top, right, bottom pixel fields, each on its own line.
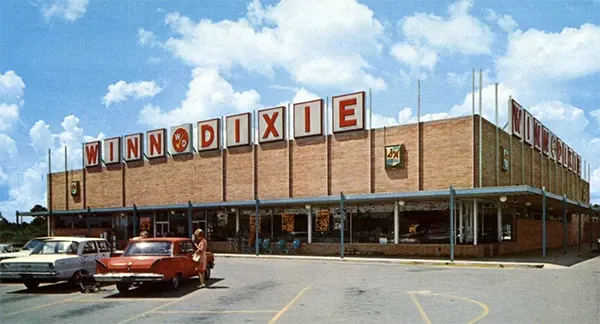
left=156, top=221, right=170, bottom=237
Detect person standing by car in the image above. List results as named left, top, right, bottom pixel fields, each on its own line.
left=193, top=229, right=207, bottom=288
left=132, top=231, right=149, bottom=241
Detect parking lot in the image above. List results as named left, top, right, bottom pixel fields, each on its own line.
left=1, top=256, right=599, bottom=324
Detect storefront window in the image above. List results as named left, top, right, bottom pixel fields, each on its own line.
left=55, top=215, right=86, bottom=229
left=87, top=214, right=112, bottom=228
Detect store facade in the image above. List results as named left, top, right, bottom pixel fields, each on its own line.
left=20, top=93, right=599, bottom=257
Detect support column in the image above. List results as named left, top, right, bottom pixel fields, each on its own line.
left=474, top=200, right=478, bottom=245
left=340, top=192, right=346, bottom=259
left=563, top=196, right=567, bottom=255
left=459, top=201, right=464, bottom=243
left=86, top=208, right=91, bottom=237
left=394, top=201, right=399, bottom=244
left=255, top=199, right=260, bottom=256
left=307, top=206, right=312, bottom=244
left=449, top=187, right=455, bottom=262
left=153, top=211, right=157, bottom=238
left=235, top=209, right=240, bottom=233
left=133, top=205, right=138, bottom=238
left=47, top=215, right=51, bottom=237
left=542, top=187, right=547, bottom=258
left=187, top=201, right=193, bottom=239
left=497, top=203, right=502, bottom=242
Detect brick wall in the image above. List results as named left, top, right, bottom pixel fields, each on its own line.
left=257, top=142, right=289, bottom=199
left=291, top=137, right=327, bottom=197
left=421, top=117, right=473, bottom=189
left=480, top=118, right=590, bottom=202
left=50, top=115, right=589, bottom=210
left=372, top=124, right=419, bottom=193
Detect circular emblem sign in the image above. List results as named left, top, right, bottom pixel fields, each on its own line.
left=172, top=128, right=190, bottom=153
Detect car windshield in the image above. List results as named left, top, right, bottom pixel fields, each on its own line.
left=22, top=239, right=44, bottom=251
left=124, top=242, right=172, bottom=256
left=31, top=241, right=79, bottom=255
left=0, top=245, right=10, bottom=253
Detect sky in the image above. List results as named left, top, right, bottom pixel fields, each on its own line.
left=0, top=0, right=599, bottom=221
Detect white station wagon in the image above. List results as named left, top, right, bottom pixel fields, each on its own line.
left=0, top=237, right=113, bottom=290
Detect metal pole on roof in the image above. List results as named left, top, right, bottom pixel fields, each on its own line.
left=133, top=204, right=138, bottom=238
left=449, top=186, right=455, bottom=262
left=542, top=186, right=547, bottom=258
left=340, top=192, right=345, bottom=259
left=369, top=88, right=372, bottom=129
left=479, top=69, right=483, bottom=188
left=255, top=198, right=260, bottom=256
left=563, top=195, right=567, bottom=255
left=188, top=201, right=193, bottom=239
left=495, top=83, right=499, bottom=186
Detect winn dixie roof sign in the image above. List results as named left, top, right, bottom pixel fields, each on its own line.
left=509, top=98, right=581, bottom=177
left=84, top=91, right=365, bottom=168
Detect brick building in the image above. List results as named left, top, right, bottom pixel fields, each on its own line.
left=19, top=92, right=599, bottom=257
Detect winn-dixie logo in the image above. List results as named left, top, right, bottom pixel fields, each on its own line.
left=510, top=98, right=581, bottom=177
left=83, top=91, right=366, bottom=168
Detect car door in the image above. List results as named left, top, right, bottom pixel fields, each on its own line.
left=81, top=241, right=98, bottom=274
left=180, top=241, right=195, bottom=278
left=96, top=240, right=112, bottom=259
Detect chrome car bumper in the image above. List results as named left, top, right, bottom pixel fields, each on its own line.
left=0, top=271, right=59, bottom=281
left=93, top=272, right=164, bottom=283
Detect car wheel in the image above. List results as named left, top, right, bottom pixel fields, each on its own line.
left=204, top=268, right=211, bottom=281
left=24, top=281, right=40, bottom=290
left=116, top=283, right=130, bottom=293
left=165, top=274, right=181, bottom=291
left=69, top=271, right=83, bottom=286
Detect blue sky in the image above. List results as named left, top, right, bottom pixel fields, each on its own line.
left=1, top=0, right=599, bottom=221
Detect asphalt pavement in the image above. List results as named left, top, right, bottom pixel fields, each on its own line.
left=1, top=256, right=598, bottom=324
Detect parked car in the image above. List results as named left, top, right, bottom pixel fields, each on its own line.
left=0, top=237, right=114, bottom=290
left=0, top=237, right=73, bottom=262
left=93, top=238, right=215, bottom=293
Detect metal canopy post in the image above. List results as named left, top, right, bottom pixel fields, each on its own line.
left=187, top=201, right=193, bottom=239
left=459, top=201, right=464, bottom=243
left=578, top=203, right=582, bottom=252
left=133, top=204, right=138, bottom=238
left=255, top=198, right=260, bottom=256
left=497, top=202, right=502, bottom=242
left=542, top=187, right=547, bottom=259
left=340, top=192, right=345, bottom=259
left=449, top=186, right=455, bottom=262
left=86, top=207, right=91, bottom=237
left=307, top=205, right=312, bottom=244
left=563, top=195, right=567, bottom=255
left=394, top=200, right=399, bottom=244
left=473, top=200, right=478, bottom=245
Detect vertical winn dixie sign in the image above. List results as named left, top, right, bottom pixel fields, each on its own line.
left=84, top=91, right=366, bottom=169
left=509, top=98, right=581, bottom=177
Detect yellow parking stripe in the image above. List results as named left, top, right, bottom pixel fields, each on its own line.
left=2, top=296, right=81, bottom=317
left=152, top=310, right=277, bottom=314
left=268, top=286, right=311, bottom=324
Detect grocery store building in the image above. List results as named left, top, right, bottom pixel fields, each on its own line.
left=18, top=91, right=600, bottom=258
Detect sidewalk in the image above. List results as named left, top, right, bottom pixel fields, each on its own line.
left=215, top=245, right=599, bottom=269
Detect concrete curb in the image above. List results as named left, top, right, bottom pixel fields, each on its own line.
left=214, top=253, right=555, bottom=269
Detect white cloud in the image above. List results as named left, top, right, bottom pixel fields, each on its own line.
left=40, top=0, right=89, bottom=22
left=0, top=103, right=20, bottom=132
left=139, top=67, right=262, bottom=128
left=400, top=0, right=494, bottom=55
left=371, top=107, right=452, bottom=129
left=103, top=80, right=163, bottom=107
left=446, top=69, right=492, bottom=87
left=497, top=23, right=600, bottom=86
left=590, top=109, right=600, bottom=129
left=0, top=133, right=17, bottom=160
left=485, top=9, right=518, bottom=33
left=0, top=70, right=25, bottom=104
left=0, top=166, right=7, bottom=186
left=152, top=0, right=386, bottom=91
left=449, top=82, right=516, bottom=127
left=138, top=29, right=158, bottom=46
left=390, top=43, right=439, bottom=76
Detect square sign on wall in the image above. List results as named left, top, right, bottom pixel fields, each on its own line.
left=170, top=123, right=193, bottom=155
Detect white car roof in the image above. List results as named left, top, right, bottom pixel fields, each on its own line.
left=43, top=237, right=106, bottom=243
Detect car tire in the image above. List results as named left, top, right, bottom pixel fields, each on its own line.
left=165, top=274, right=181, bottom=291
left=116, top=283, right=130, bottom=293
left=24, top=281, right=39, bottom=290
left=69, top=270, right=83, bottom=287
left=204, top=268, right=211, bottom=281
